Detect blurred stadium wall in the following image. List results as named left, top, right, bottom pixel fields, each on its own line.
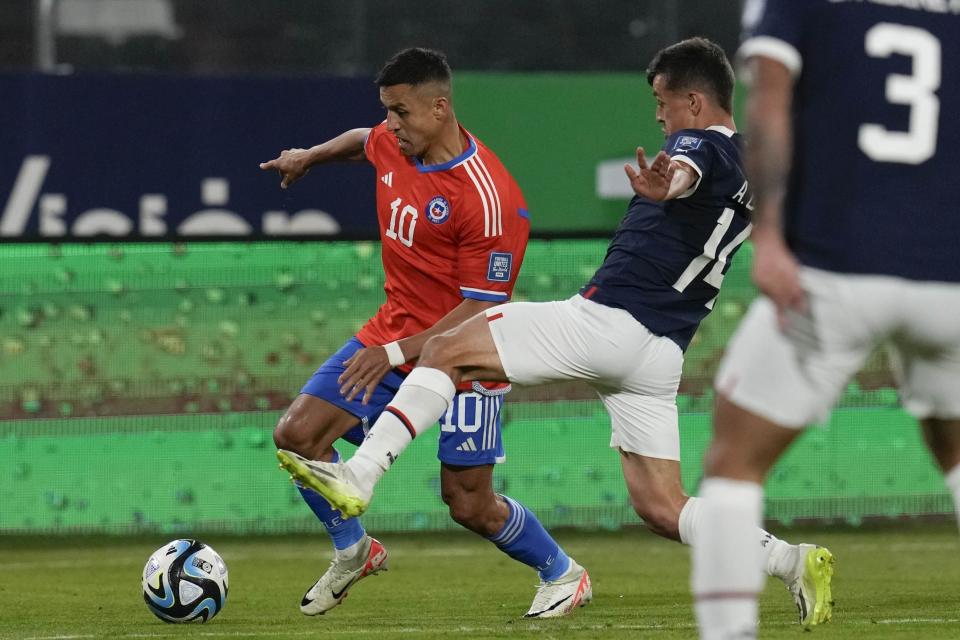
left=0, top=1, right=950, bottom=535
left=0, top=241, right=947, bottom=534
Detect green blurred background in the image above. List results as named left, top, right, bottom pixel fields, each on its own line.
left=1, top=72, right=947, bottom=536
left=0, top=239, right=945, bottom=535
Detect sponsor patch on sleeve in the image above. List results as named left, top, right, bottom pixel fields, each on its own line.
left=487, top=252, right=513, bottom=282
left=673, top=135, right=703, bottom=152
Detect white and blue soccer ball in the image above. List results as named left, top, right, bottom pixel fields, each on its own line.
left=142, top=539, right=228, bottom=623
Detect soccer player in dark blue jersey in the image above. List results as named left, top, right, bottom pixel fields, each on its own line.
left=692, top=1, right=960, bottom=637
left=283, top=37, right=827, bottom=621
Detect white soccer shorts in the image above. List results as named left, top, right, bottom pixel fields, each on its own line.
left=485, top=295, right=684, bottom=459
left=716, top=267, right=960, bottom=428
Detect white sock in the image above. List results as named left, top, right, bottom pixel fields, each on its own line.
left=680, top=496, right=798, bottom=581
left=678, top=496, right=702, bottom=546
left=945, top=463, right=960, bottom=532
left=692, top=478, right=764, bottom=640
left=347, top=367, right=455, bottom=493
left=762, top=532, right=799, bottom=581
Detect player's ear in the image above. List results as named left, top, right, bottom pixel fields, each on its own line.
left=688, top=91, right=703, bottom=116
left=433, top=95, right=450, bottom=119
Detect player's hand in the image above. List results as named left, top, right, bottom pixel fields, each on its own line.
left=338, top=347, right=394, bottom=404
left=259, top=148, right=312, bottom=189
left=751, top=227, right=807, bottom=329
left=624, top=147, right=675, bottom=201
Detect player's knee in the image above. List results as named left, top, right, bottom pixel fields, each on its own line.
left=273, top=411, right=310, bottom=453
left=419, top=333, right=457, bottom=369
left=440, top=486, right=474, bottom=524
left=631, top=498, right=681, bottom=541
left=441, top=487, right=489, bottom=533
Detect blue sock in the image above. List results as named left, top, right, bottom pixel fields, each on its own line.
left=296, top=449, right=366, bottom=551
left=487, top=495, right=571, bottom=581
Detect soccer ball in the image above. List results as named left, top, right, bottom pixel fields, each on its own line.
left=142, top=539, right=228, bottom=623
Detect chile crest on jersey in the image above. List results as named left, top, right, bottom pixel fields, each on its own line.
left=425, top=195, right=451, bottom=224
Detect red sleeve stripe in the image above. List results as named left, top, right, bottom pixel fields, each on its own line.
left=487, top=312, right=504, bottom=322
left=385, top=405, right=417, bottom=439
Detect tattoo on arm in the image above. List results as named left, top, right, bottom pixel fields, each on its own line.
left=745, top=58, right=795, bottom=231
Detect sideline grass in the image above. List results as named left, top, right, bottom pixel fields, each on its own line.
left=2, top=524, right=959, bottom=639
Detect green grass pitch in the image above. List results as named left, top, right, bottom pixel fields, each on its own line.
left=2, top=524, right=959, bottom=639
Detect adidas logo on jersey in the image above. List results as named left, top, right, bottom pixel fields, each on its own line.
left=380, top=172, right=393, bottom=187
left=455, top=438, right=478, bottom=452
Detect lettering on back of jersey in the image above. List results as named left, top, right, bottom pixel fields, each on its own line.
left=425, top=195, right=451, bottom=224
left=673, top=136, right=703, bottom=152
left=487, top=252, right=513, bottom=282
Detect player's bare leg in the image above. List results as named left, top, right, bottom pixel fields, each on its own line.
left=421, top=312, right=510, bottom=385
left=440, top=463, right=508, bottom=536
left=280, top=312, right=510, bottom=515
left=274, top=394, right=370, bottom=508
left=693, top=397, right=834, bottom=639
left=618, top=445, right=831, bottom=622
left=921, top=418, right=960, bottom=473
left=274, top=396, right=387, bottom=615
left=440, top=463, right=591, bottom=617
left=921, top=418, right=960, bottom=531
left=274, top=394, right=362, bottom=461
left=701, top=398, right=801, bottom=483
left=619, top=451, right=687, bottom=540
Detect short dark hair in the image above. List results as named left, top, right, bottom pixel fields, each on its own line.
left=646, top=37, right=735, bottom=113
left=376, top=47, right=452, bottom=87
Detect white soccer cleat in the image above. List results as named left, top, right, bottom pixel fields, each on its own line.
left=786, top=544, right=835, bottom=628
left=300, top=536, right=389, bottom=615
left=277, top=449, right=371, bottom=518
left=524, top=560, right=592, bottom=618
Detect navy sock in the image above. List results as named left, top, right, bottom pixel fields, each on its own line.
left=296, top=449, right=366, bottom=551
left=487, top=495, right=571, bottom=581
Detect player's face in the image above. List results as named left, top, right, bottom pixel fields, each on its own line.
left=651, top=74, right=697, bottom=137
left=379, top=84, right=445, bottom=157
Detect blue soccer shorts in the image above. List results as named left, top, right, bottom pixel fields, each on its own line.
left=300, top=337, right=505, bottom=466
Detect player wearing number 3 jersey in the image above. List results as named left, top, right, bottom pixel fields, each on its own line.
left=285, top=38, right=829, bottom=624
left=693, top=1, right=960, bottom=637
left=264, top=48, right=587, bottom=619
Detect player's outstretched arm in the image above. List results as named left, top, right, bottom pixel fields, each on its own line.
left=624, top=148, right=696, bottom=201
left=259, top=127, right=371, bottom=189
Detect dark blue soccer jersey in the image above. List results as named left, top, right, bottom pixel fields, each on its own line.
left=582, top=128, right=753, bottom=351
left=741, top=0, right=960, bottom=282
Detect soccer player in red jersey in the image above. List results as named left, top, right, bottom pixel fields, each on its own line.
left=261, top=48, right=590, bottom=618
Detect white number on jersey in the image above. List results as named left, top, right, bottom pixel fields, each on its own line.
left=673, top=207, right=753, bottom=308
left=439, top=393, right=483, bottom=434
left=858, top=23, right=941, bottom=165
left=385, top=197, right=418, bottom=247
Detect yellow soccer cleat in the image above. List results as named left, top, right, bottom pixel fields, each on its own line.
left=276, top=449, right=370, bottom=518
left=787, top=544, right=835, bottom=628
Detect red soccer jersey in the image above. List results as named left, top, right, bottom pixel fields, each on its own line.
left=355, top=122, right=530, bottom=354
